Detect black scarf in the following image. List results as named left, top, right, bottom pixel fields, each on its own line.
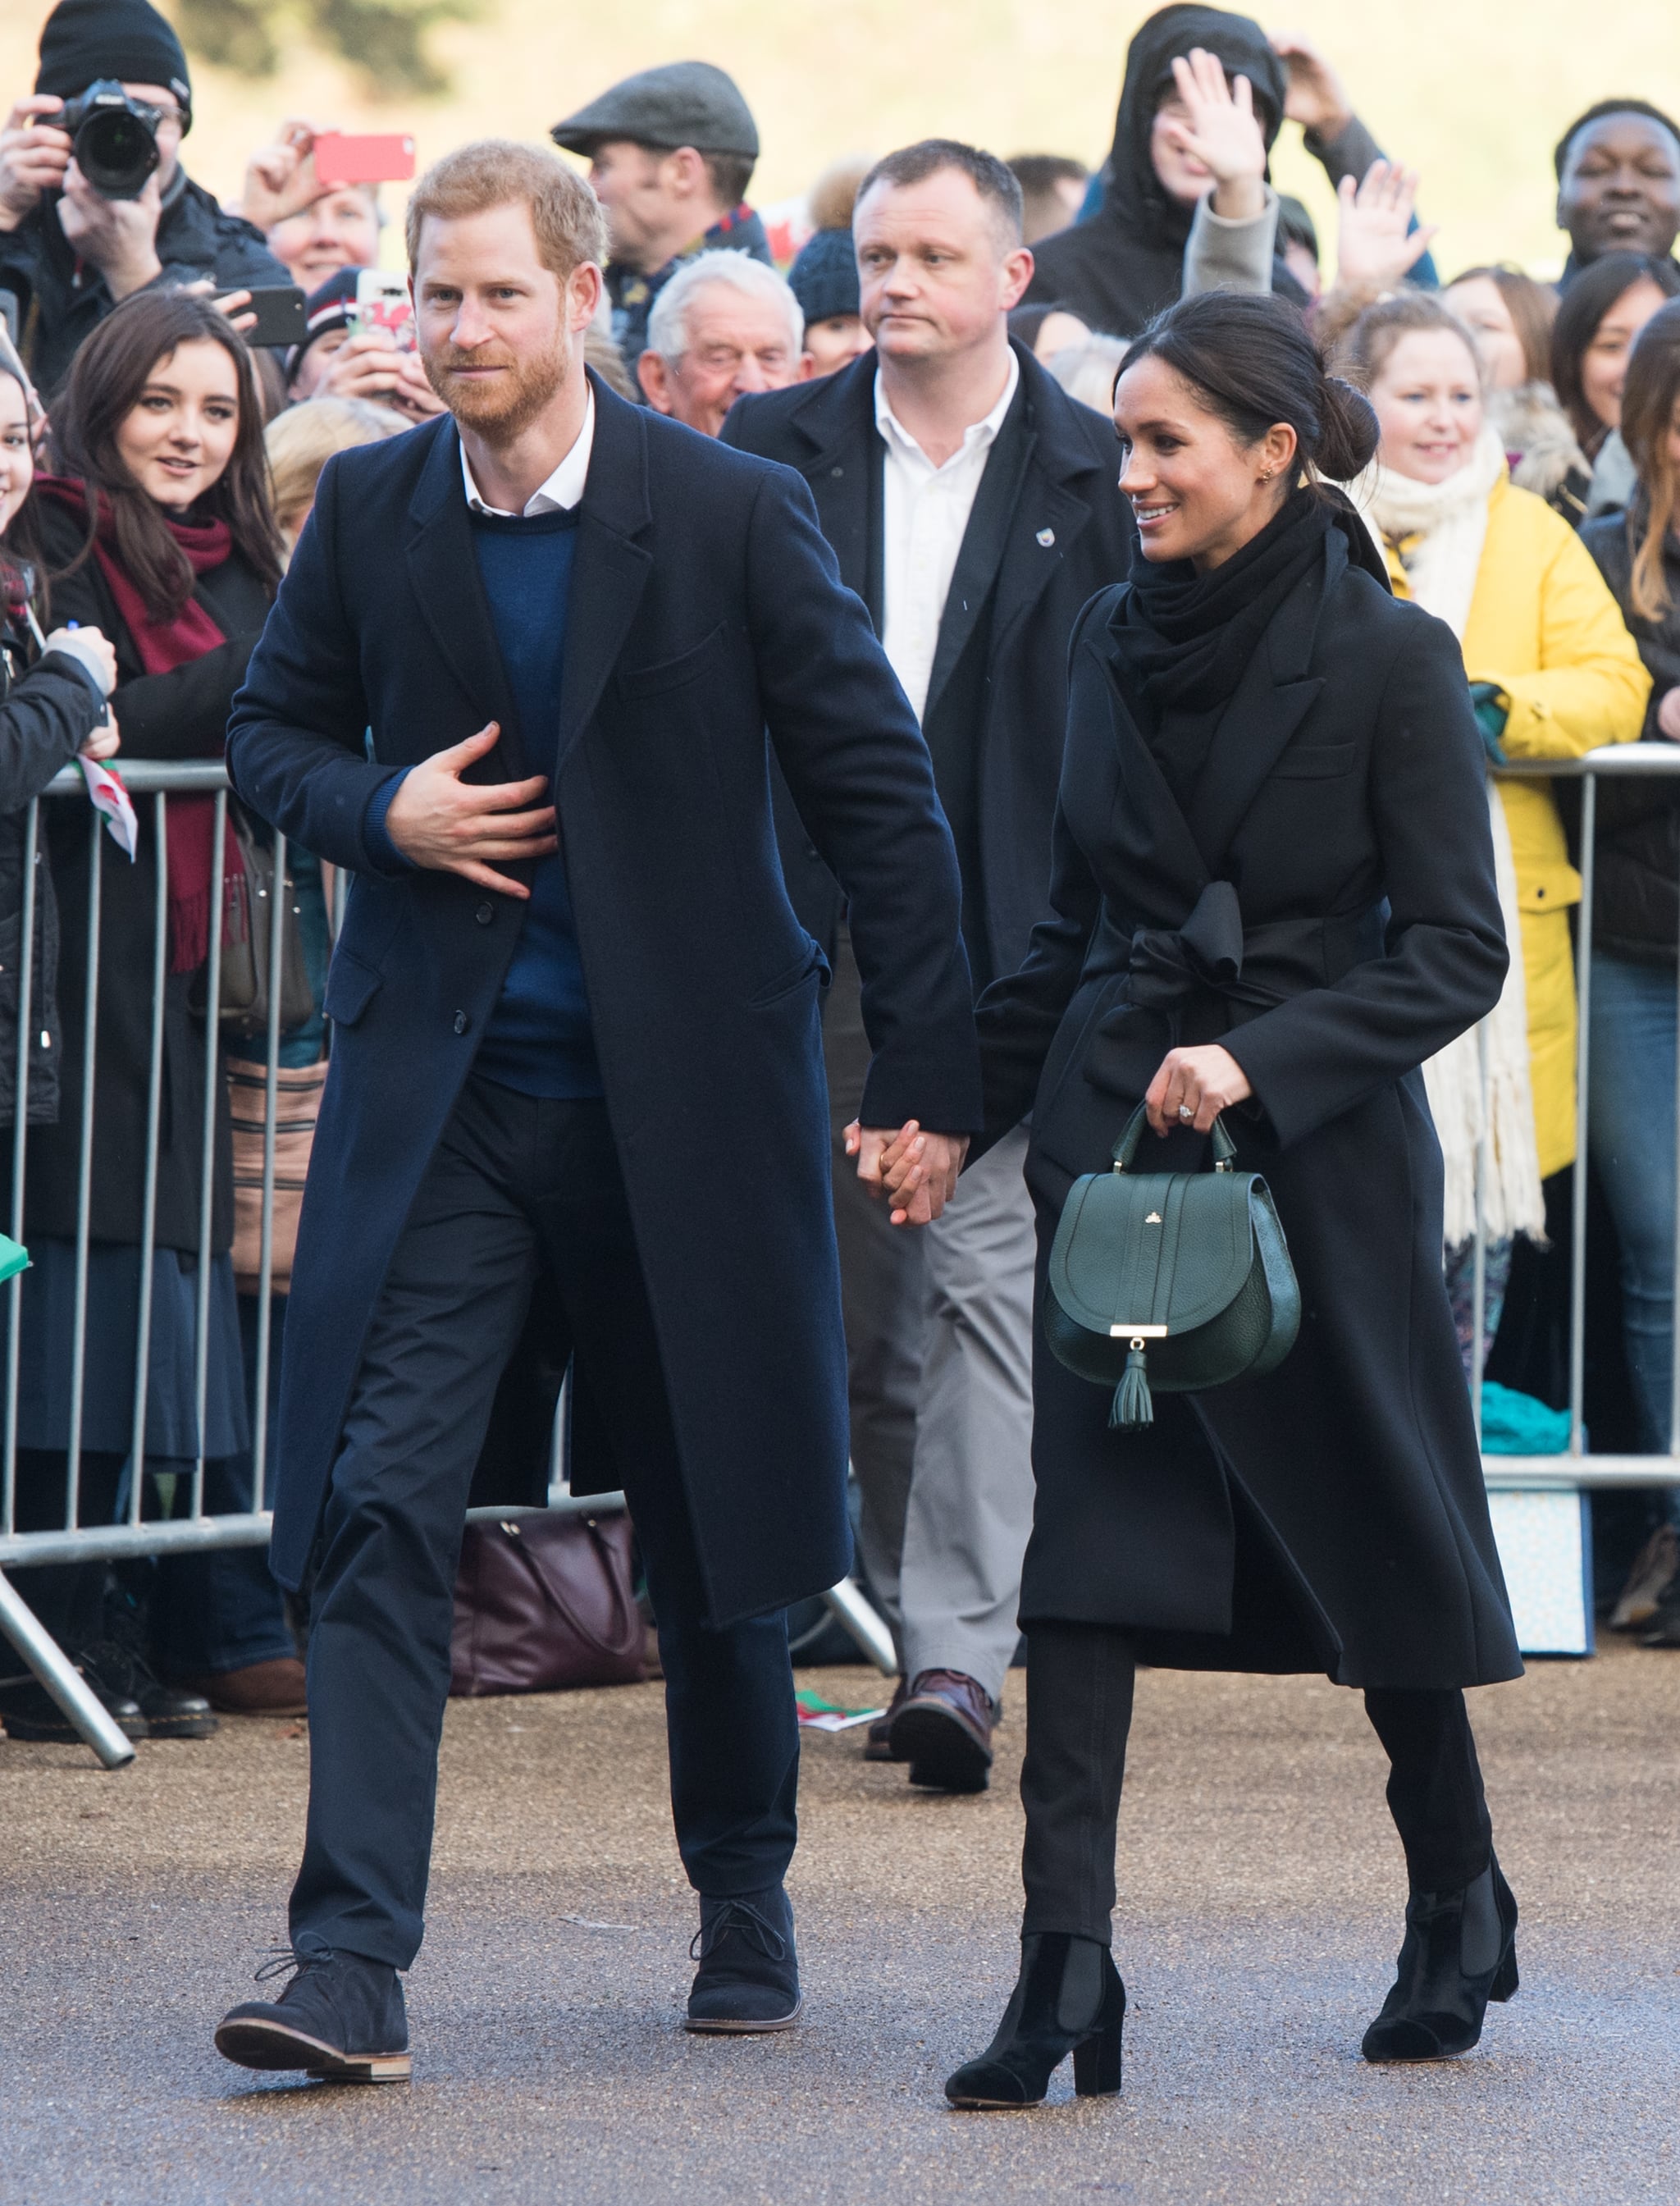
left=1113, top=487, right=1331, bottom=721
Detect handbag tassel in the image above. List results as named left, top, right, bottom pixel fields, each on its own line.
left=1111, top=1341, right=1154, bottom=1430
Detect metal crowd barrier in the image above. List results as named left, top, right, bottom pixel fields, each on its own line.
left=0, top=763, right=891, bottom=1768
left=15, top=743, right=1669, bottom=1761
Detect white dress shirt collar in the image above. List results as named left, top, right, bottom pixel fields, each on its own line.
left=872, top=347, right=1020, bottom=473
left=459, top=387, right=596, bottom=517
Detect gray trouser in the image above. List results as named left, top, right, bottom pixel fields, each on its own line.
left=826, top=929, right=1036, bottom=1705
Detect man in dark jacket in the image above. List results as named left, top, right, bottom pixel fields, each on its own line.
left=1554, top=100, right=1680, bottom=285
left=724, top=141, right=1134, bottom=1797
left=212, top=141, right=978, bottom=2081
left=0, top=0, right=287, bottom=395
left=550, top=60, right=771, bottom=371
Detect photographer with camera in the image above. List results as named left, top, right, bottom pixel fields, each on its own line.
left=0, top=0, right=287, bottom=397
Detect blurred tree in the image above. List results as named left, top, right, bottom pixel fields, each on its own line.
left=176, top=0, right=479, bottom=95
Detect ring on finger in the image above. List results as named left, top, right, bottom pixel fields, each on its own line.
left=1177, top=1102, right=1194, bottom=1121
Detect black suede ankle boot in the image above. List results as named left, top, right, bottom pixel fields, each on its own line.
left=945, top=1934, right=1125, bottom=2108
left=215, top=1949, right=410, bottom=2082
left=1362, top=1856, right=1518, bottom=2062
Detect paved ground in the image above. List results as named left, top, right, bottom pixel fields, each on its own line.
left=2, top=1637, right=1677, bottom=2205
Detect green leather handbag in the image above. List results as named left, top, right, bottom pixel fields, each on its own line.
left=1044, top=1103, right=1300, bottom=1431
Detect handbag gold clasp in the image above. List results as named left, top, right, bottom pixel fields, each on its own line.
left=1110, top=1323, right=1169, bottom=1338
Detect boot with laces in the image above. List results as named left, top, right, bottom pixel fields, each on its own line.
left=215, top=1948, right=410, bottom=2082
left=685, top=1884, right=802, bottom=2032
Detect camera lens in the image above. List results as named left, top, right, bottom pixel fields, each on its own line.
left=75, top=102, right=160, bottom=199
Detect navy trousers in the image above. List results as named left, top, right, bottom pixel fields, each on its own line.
left=288, top=1076, right=800, bottom=1968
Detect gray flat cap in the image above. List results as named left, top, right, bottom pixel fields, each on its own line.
left=550, top=60, right=758, bottom=160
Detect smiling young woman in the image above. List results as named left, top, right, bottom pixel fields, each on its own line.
left=938, top=290, right=1530, bottom=2108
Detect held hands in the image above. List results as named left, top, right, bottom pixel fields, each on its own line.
left=1162, top=49, right=1267, bottom=222
left=845, top=1118, right=969, bottom=1227
left=1144, top=1045, right=1253, bottom=1137
left=382, top=721, right=557, bottom=898
left=1333, top=161, right=1437, bottom=299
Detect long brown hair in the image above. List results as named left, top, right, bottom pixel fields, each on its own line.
left=1622, top=298, right=1680, bottom=622
left=49, top=291, right=283, bottom=622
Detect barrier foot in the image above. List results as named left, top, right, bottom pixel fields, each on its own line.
left=820, top=1578, right=898, bottom=1676
left=0, top=1568, right=137, bottom=1769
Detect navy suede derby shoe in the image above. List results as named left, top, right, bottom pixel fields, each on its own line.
left=685, top=1884, right=803, bottom=2033
left=215, top=1948, right=411, bottom=2082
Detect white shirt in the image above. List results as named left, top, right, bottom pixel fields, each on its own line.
left=459, top=388, right=596, bottom=516
left=874, top=350, right=1020, bottom=724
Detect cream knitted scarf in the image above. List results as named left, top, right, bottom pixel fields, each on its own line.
left=1346, top=430, right=1546, bottom=1246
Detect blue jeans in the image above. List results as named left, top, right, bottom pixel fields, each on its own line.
left=1587, top=951, right=1680, bottom=1462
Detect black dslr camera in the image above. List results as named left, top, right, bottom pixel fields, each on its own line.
left=57, top=80, right=163, bottom=199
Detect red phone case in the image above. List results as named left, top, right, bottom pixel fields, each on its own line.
left=313, top=133, right=416, bottom=185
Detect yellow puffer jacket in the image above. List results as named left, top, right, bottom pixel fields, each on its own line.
left=1384, top=476, right=1650, bottom=1176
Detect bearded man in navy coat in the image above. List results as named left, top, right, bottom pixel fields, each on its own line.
left=212, top=140, right=978, bottom=2082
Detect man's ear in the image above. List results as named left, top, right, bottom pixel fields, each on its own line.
left=637, top=349, right=675, bottom=414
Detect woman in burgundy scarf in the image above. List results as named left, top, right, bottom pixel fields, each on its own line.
left=4, top=291, right=287, bottom=1742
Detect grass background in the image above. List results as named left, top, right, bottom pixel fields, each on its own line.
left=3, top=1, right=1679, bottom=284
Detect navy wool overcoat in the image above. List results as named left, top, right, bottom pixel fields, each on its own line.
left=227, top=377, right=982, bottom=1619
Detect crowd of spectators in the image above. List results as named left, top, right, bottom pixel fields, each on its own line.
left=2, top=0, right=1680, bottom=1747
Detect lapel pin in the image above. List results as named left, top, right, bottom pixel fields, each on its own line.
left=1036, top=527, right=1056, bottom=548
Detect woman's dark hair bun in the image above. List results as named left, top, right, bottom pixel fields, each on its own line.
left=1119, top=292, right=1379, bottom=485
left=1316, top=375, right=1380, bottom=481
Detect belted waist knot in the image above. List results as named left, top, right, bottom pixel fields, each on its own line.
left=1119, top=880, right=1382, bottom=1015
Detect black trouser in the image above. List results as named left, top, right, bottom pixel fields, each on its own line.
left=288, top=1077, right=800, bottom=1969
left=1019, top=1624, right=1495, bottom=1945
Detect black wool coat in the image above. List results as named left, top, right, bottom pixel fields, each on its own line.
left=1579, top=508, right=1680, bottom=963
left=721, top=341, right=1136, bottom=989
left=975, top=528, right=1524, bottom=1689
left=227, top=380, right=982, bottom=1616
left=9, top=503, right=271, bottom=1253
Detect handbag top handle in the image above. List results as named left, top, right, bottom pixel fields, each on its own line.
left=1112, top=1102, right=1237, bottom=1175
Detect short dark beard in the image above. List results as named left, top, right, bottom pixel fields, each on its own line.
left=423, top=327, right=573, bottom=445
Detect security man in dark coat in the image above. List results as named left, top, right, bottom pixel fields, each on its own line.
left=0, top=0, right=288, bottom=396
left=212, top=142, right=979, bottom=2084
left=724, top=142, right=1134, bottom=1795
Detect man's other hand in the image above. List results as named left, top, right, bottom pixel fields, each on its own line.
left=57, top=162, right=164, bottom=298
left=381, top=721, right=557, bottom=898
left=0, top=97, right=71, bottom=231
left=846, top=1117, right=969, bottom=1226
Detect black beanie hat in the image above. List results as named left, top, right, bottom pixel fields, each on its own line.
left=36, top=0, right=192, bottom=126
left=788, top=228, right=859, bottom=327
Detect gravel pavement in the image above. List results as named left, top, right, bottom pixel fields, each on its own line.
left=2, top=1638, right=1676, bottom=2204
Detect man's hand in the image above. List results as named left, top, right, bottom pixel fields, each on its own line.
left=0, top=96, right=71, bottom=231
left=1333, top=160, right=1437, bottom=298
left=1144, top=1044, right=1253, bottom=1136
left=1160, top=48, right=1267, bottom=222
left=317, top=330, right=446, bottom=419
left=381, top=722, right=557, bottom=897
left=846, top=1117, right=969, bottom=1227
left=57, top=162, right=163, bottom=298
left=240, top=121, right=322, bottom=230
left=1269, top=31, right=1354, bottom=139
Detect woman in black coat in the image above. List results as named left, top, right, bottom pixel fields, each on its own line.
left=903, top=295, right=1523, bottom=2107
left=2, top=292, right=285, bottom=1744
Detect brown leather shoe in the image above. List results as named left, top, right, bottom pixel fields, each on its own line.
left=861, top=1675, right=910, bottom=1762
left=180, top=1657, right=308, bottom=1717
left=888, top=1669, right=994, bottom=1793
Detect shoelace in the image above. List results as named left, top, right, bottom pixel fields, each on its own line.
left=689, top=1899, right=788, bottom=1966
left=252, top=1945, right=335, bottom=1989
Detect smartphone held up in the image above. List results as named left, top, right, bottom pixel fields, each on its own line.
left=349, top=269, right=416, bottom=352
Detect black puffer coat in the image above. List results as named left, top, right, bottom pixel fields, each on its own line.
left=1579, top=507, right=1680, bottom=961
left=0, top=603, right=107, bottom=1124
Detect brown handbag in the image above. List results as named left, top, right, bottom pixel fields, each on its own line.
left=449, top=1510, right=646, bottom=1697
left=228, top=1057, right=327, bottom=1294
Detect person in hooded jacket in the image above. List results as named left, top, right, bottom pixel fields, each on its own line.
left=1025, top=9, right=1431, bottom=339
